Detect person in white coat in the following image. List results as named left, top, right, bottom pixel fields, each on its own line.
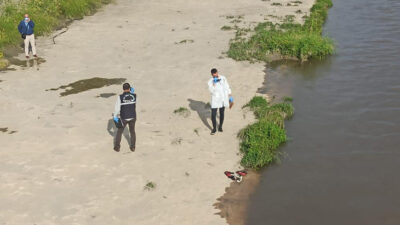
left=208, top=68, right=232, bottom=135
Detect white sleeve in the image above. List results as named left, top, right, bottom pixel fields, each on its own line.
left=114, top=96, right=121, bottom=117
left=208, top=79, right=215, bottom=94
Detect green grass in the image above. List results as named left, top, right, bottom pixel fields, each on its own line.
left=173, top=107, right=190, bottom=117
left=144, top=182, right=156, bottom=191
left=239, top=96, right=294, bottom=169
left=227, top=0, right=334, bottom=61
left=175, top=39, right=194, bottom=44
left=221, top=26, right=233, bottom=31
left=0, top=0, right=112, bottom=52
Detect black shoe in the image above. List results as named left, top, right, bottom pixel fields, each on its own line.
left=218, top=127, right=223, bottom=132
left=211, top=129, right=216, bottom=135
left=130, top=147, right=135, bottom=152
left=113, top=147, right=120, bottom=152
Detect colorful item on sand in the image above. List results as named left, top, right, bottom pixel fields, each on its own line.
left=224, top=170, right=247, bottom=183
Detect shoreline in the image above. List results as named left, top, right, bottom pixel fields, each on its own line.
left=215, top=0, right=334, bottom=224
left=1, top=0, right=316, bottom=224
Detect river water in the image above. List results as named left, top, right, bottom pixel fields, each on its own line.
left=247, top=0, right=400, bottom=224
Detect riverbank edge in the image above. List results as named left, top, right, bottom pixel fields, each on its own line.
left=227, top=0, right=334, bottom=62
left=0, top=0, right=114, bottom=69
left=215, top=0, right=333, bottom=224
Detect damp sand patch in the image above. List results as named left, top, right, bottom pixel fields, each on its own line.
left=214, top=171, right=260, bottom=225
left=96, top=93, right=117, bottom=98
left=0, top=48, right=46, bottom=71
left=0, top=127, right=17, bottom=134
left=46, top=77, right=126, bottom=96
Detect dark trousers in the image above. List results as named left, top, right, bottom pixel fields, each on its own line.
left=211, top=107, right=225, bottom=130
left=115, top=119, right=136, bottom=149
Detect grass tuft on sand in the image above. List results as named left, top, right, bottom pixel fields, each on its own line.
left=227, top=0, right=334, bottom=61
left=238, top=96, right=294, bottom=169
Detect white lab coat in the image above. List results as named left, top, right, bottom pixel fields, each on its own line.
left=208, top=75, right=232, bottom=109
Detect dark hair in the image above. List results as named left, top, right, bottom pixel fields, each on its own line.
left=211, top=68, right=218, bottom=74
left=123, top=83, right=131, bottom=90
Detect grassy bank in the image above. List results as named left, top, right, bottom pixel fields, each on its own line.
left=0, top=0, right=112, bottom=54
left=239, top=96, right=294, bottom=169
left=227, top=0, right=334, bottom=61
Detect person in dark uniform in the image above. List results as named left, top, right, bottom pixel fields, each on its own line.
left=113, top=83, right=137, bottom=152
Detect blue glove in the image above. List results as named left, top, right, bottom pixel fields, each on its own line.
left=213, top=77, right=219, bottom=83
left=229, top=96, right=234, bottom=103
left=130, top=87, right=135, bottom=93
left=113, top=116, right=119, bottom=123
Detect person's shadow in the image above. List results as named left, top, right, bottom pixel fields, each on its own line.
left=107, top=119, right=130, bottom=148
left=188, top=98, right=212, bottom=131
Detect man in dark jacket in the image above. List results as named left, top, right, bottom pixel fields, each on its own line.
left=18, top=14, right=37, bottom=58
left=113, top=83, right=137, bottom=152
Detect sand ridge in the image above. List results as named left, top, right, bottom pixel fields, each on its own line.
left=0, top=0, right=313, bottom=224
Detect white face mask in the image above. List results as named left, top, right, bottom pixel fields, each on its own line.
left=24, top=18, right=29, bottom=22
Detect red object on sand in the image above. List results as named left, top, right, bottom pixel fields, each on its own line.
left=236, top=170, right=247, bottom=177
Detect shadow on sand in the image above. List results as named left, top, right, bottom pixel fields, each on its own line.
left=106, top=119, right=130, bottom=148
left=188, top=98, right=212, bottom=131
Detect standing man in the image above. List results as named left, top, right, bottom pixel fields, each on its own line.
left=113, top=83, right=137, bottom=152
left=18, top=14, right=37, bottom=59
left=208, top=68, right=232, bottom=135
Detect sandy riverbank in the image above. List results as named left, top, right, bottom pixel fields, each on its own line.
left=0, top=0, right=314, bottom=224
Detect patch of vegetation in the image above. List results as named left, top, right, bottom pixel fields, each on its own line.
left=0, top=0, right=112, bottom=53
left=175, top=39, right=194, bottom=44
left=230, top=19, right=242, bottom=24
left=144, top=182, right=156, bottom=191
left=282, top=96, right=293, bottom=102
left=291, top=1, right=303, bottom=3
left=194, top=128, right=200, bottom=136
left=283, top=15, right=295, bottom=23
left=296, top=9, right=302, bottom=14
left=238, top=96, right=294, bottom=169
left=171, top=137, right=183, bottom=145
left=271, top=2, right=282, bottom=6
left=0, top=52, right=8, bottom=69
left=173, top=107, right=190, bottom=118
left=227, top=0, right=334, bottom=61
left=221, top=25, right=233, bottom=31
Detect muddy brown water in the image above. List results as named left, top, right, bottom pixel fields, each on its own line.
left=246, top=0, right=400, bottom=225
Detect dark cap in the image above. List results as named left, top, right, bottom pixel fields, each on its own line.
left=211, top=68, right=218, bottom=74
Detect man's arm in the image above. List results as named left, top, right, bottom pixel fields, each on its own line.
left=208, top=79, right=215, bottom=94
left=114, top=96, right=121, bottom=117
left=224, top=77, right=232, bottom=95
left=29, top=21, right=35, bottom=28
left=18, top=22, right=23, bottom=34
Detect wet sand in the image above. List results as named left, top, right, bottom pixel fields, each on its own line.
left=0, top=0, right=314, bottom=224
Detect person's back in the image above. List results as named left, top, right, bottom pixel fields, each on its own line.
left=119, top=91, right=137, bottom=121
